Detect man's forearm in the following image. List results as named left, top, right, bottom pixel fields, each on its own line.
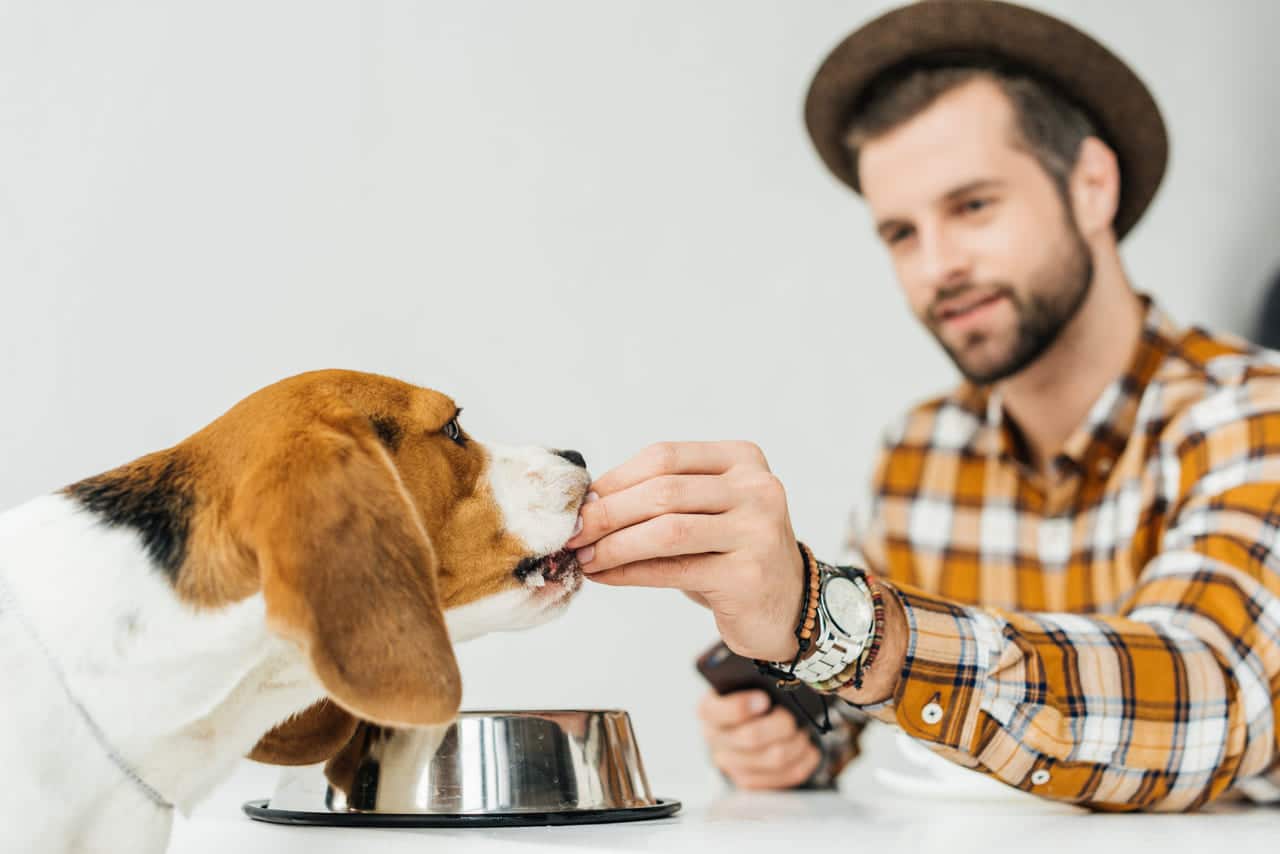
left=831, top=565, right=1279, bottom=811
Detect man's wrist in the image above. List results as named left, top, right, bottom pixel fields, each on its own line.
left=772, top=560, right=879, bottom=690
left=765, top=540, right=816, bottom=664
left=835, top=581, right=907, bottom=706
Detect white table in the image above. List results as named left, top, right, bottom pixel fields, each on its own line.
left=170, top=760, right=1274, bottom=854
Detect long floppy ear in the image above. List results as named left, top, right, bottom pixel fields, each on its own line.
left=248, top=698, right=359, bottom=766
left=235, top=406, right=462, bottom=728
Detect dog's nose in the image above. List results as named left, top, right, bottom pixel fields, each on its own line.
left=554, top=449, right=587, bottom=468
left=514, top=556, right=540, bottom=583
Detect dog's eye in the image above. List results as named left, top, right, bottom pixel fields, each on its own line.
left=443, top=418, right=465, bottom=446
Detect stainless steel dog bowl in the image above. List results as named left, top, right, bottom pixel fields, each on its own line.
left=244, top=709, right=680, bottom=828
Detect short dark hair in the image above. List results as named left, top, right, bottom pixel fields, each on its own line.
left=843, top=62, right=1099, bottom=200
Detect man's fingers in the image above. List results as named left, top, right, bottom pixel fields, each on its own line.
left=567, top=475, right=733, bottom=549
left=715, top=727, right=812, bottom=774
left=586, top=555, right=715, bottom=589
left=683, top=589, right=711, bottom=608
left=697, top=689, right=771, bottom=728
left=579, top=516, right=731, bottom=575
left=698, top=698, right=818, bottom=787
left=714, top=734, right=820, bottom=786
left=725, top=756, right=820, bottom=790
left=590, top=441, right=770, bottom=498
left=705, top=707, right=799, bottom=753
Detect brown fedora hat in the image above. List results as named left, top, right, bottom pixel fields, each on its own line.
left=804, top=0, right=1167, bottom=239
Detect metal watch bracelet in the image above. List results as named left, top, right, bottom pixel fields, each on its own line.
left=773, top=562, right=877, bottom=691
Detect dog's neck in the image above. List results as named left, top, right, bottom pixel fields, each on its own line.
left=0, top=493, right=325, bottom=812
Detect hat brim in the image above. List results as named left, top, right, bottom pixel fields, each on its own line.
left=804, top=0, right=1167, bottom=239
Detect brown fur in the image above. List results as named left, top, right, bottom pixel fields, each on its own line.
left=172, top=370, right=530, bottom=613
left=71, top=369, right=554, bottom=764
left=247, top=699, right=358, bottom=766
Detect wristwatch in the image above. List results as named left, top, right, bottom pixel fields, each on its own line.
left=787, top=563, right=876, bottom=690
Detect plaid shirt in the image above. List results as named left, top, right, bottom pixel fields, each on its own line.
left=841, top=297, right=1280, bottom=811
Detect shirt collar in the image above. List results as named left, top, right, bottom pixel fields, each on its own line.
left=978, top=294, right=1180, bottom=475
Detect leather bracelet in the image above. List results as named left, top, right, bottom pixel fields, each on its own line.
left=749, top=541, right=835, bottom=733
left=756, top=541, right=821, bottom=682
left=814, top=576, right=886, bottom=693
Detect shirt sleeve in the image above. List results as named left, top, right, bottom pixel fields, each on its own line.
left=847, top=390, right=1280, bottom=811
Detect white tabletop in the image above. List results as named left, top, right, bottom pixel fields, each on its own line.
left=170, top=760, right=1275, bottom=854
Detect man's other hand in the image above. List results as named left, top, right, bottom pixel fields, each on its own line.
left=698, top=689, right=820, bottom=790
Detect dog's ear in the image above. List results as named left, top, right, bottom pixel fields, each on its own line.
left=235, top=404, right=461, bottom=728
left=321, top=721, right=388, bottom=799
left=247, top=699, right=359, bottom=766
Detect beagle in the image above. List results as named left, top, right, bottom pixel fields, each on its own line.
left=0, top=369, right=591, bottom=854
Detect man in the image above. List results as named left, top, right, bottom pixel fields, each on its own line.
left=566, top=0, right=1280, bottom=811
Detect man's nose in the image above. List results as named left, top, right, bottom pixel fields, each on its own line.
left=554, top=449, right=587, bottom=469
left=917, top=225, right=972, bottom=290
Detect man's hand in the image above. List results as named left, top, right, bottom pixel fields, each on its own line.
left=698, top=690, right=821, bottom=790
left=567, top=441, right=805, bottom=662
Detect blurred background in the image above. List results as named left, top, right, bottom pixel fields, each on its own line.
left=3, top=0, right=1279, bottom=801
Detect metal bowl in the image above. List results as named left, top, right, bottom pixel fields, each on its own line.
left=247, top=709, right=679, bottom=827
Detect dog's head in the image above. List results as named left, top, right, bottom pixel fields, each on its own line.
left=122, top=370, right=589, bottom=761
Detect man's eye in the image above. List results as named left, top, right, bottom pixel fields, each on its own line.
left=887, top=226, right=914, bottom=245
left=443, top=418, right=464, bottom=445
left=962, top=197, right=990, bottom=213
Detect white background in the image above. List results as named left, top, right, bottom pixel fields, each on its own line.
left=3, top=0, right=1279, bottom=797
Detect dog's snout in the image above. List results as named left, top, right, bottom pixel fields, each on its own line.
left=554, top=449, right=587, bottom=469
left=514, top=556, right=539, bottom=583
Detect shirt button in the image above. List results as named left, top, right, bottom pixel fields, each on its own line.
left=921, top=702, right=944, bottom=725
left=1030, top=769, right=1051, bottom=786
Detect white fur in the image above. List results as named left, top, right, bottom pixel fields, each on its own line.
left=481, top=442, right=591, bottom=556
left=439, top=442, right=587, bottom=645
left=0, top=445, right=588, bottom=850
left=0, top=495, right=325, bottom=853
left=344, top=724, right=452, bottom=812
left=0, top=443, right=587, bottom=854
left=444, top=585, right=574, bottom=644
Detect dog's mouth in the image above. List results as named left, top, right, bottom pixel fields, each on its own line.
left=514, top=548, right=583, bottom=597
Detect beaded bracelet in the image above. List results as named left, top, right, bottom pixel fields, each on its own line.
left=815, top=575, right=887, bottom=693
left=796, top=542, right=821, bottom=645
left=858, top=578, right=888, bottom=675
left=769, top=541, right=821, bottom=676
left=750, top=541, right=834, bottom=732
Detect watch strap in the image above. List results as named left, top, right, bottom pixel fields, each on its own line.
left=762, top=563, right=875, bottom=691
left=779, top=563, right=875, bottom=689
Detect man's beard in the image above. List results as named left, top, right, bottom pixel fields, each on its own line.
left=927, top=223, right=1094, bottom=386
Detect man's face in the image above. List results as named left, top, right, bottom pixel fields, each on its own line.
left=858, top=78, right=1093, bottom=385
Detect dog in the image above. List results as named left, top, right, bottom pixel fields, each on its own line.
left=0, top=369, right=591, bottom=854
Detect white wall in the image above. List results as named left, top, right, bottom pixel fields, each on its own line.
left=3, top=0, right=1278, bottom=796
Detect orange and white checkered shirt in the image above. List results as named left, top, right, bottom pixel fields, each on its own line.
left=843, top=297, right=1280, bottom=811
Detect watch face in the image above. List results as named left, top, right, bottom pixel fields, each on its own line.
left=823, top=576, right=872, bottom=638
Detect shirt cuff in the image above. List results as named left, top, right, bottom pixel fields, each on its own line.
left=853, top=583, right=1003, bottom=753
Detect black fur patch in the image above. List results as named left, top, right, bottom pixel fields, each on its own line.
left=64, top=453, right=194, bottom=582
left=370, top=415, right=402, bottom=451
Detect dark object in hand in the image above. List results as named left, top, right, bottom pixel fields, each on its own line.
left=695, top=640, right=842, bottom=790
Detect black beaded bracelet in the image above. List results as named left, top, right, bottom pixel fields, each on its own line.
left=751, top=541, right=833, bottom=733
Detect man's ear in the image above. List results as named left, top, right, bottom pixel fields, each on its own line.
left=247, top=699, right=359, bottom=766
left=1069, top=136, right=1121, bottom=240
left=234, top=403, right=462, bottom=728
